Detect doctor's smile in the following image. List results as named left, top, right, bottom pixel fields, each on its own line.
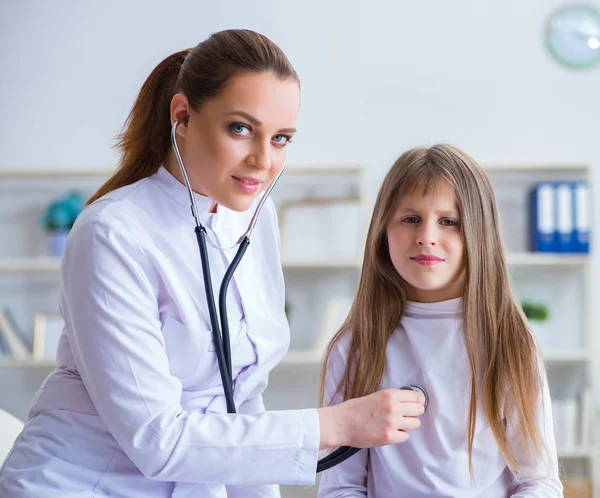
left=232, top=175, right=263, bottom=194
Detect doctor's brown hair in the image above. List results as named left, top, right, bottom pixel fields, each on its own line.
left=88, top=29, right=299, bottom=204
left=320, top=144, right=547, bottom=476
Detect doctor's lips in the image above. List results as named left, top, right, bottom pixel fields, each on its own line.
left=232, top=175, right=263, bottom=193
left=410, top=254, right=444, bottom=267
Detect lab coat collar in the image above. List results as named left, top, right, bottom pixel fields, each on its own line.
left=152, top=165, right=217, bottom=226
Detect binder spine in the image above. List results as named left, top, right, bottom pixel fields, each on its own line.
left=556, top=182, right=575, bottom=253
left=530, top=183, right=555, bottom=252
left=573, top=182, right=590, bottom=253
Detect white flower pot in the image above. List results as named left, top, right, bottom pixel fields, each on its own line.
left=48, top=230, right=70, bottom=258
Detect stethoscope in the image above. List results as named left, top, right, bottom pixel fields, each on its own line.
left=170, top=120, right=429, bottom=472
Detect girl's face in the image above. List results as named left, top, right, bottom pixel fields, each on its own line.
left=386, top=182, right=465, bottom=303
left=168, top=71, right=300, bottom=212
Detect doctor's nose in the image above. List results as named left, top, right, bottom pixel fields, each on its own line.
left=246, top=142, right=272, bottom=170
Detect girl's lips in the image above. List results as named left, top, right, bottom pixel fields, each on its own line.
left=410, top=255, right=444, bottom=267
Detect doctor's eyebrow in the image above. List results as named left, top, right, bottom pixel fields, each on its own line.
left=226, top=110, right=297, bottom=134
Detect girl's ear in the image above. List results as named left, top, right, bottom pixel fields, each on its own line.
left=170, top=93, right=190, bottom=138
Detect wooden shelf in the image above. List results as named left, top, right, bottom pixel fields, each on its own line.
left=280, top=350, right=323, bottom=364
left=0, top=358, right=56, bottom=368
left=484, top=163, right=590, bottom=173
left=0, top=353, right=321, bottom=369
left=0, top=168, right=113, bottom=179
left=284, top=163, right=365, bottom=175
left=282, top=259, right=361, bottom=269
left=557, top=447, right=595, bottom=459
left=544, top=350, right=591, bottom=363
left=0, top=163, right=365, bottom=179
left=506, top=252, right=589, bottom=266
left=0, top=257, right=61, bottom=273
left=0, top=253, right=588, bottom=274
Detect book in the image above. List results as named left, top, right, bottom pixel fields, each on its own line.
left=573, top=181, right=590, bottom=253
left=529, top=183, right=556, bottom=252
left=0, top=310, right=30, bottom=359
left=2, top=307, right=32, bottom=351
left=555, top=182, right=575, bottom=252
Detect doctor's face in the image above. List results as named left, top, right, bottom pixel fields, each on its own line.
left=169, top=71, right=300, bottom=212
left=386, top=182, right=465, bottom=303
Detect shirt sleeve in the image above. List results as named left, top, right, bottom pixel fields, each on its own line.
left=317, top=340, right=369, bottom=497
left=61, top=214, right=320, bottom=486
left=507, top=361, right=563, bottom=497
left=226, top=383, right=282, bottom=497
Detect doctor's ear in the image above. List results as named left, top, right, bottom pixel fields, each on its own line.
left=170, top=93, right=190, bottom=137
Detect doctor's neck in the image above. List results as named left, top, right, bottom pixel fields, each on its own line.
left=163, top=151, right=220, bottom=214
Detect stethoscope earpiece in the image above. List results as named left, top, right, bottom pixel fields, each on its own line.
left=400, top=384, right=429, bottom=412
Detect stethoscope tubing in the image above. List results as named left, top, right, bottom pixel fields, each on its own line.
left=170, top=120, right=426, bottom=473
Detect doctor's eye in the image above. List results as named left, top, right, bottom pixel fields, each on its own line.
left=272, top=134, right=292, bottom=146
left=272, top=134, right=293, bottom=146
left=229, top=123, right=252, bottom=137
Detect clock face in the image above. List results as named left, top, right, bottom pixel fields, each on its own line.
left=545, top=3, right=600, bottom=69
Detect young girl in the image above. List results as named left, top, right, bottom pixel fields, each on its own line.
left=318, top=144, right=562, bottom=497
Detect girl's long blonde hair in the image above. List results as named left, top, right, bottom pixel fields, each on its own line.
left=320, top=144, right=545, bottom=474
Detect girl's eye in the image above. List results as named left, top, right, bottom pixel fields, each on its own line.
left=440, top=219, right=459, bottom=227
left=402, top=216, right=420, bottom=224
left=272, top=134, right=293, bottom=146
left=230, top=123, right=251, bottom=136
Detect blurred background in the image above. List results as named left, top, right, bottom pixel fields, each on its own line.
left=1, top=1, right=599, bottom=496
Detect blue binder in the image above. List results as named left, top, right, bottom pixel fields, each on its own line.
left=555, top=182, right=575, bottom=252
left=572, top=181, right=590, bottom=253
left=529, top=182, right=556, bottom=252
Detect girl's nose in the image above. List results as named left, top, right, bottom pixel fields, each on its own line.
left=416, top=222, right=438, bottom=246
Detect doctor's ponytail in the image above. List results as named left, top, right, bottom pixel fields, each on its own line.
left=88, top=29, right=299, bottom=205
left=87, top=49, right=189, bottom=205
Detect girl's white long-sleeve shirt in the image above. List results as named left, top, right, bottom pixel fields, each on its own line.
left=0, top=166, right=320, bottom=498
left=318, top=297, right=563, bottom=498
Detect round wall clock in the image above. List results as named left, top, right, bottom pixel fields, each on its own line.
left=545, top=3, right=600, bottom=69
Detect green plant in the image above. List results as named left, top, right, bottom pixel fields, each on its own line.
left=521, top=300, right=549, bottom=322
left=39, top=191, right=85, bottom=232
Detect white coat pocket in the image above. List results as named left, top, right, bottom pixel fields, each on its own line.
left=160, top=314, right=220, bottom=388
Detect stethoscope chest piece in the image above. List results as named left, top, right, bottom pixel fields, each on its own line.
left=400, top=384, right=429, bottom=412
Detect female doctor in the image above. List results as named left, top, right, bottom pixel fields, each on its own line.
left=0, top=29, right=425, bottom=497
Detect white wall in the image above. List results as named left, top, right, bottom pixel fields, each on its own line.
left=1, top=0, right=599, bottom=393
left=2, top=1, right=598, bottom=176
left=0, top=0, right=368, bottom=168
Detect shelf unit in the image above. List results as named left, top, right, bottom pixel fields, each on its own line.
left=485, top=163, right=596, bottom=494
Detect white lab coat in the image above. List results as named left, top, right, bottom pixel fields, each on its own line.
left=0, top=166, right=320, bottom=498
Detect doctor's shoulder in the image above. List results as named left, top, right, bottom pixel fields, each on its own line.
left=65, top=181, right=154, bottom=259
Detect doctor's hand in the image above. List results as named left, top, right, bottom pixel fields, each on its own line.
left=317, top=388, right=425, bottom=450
